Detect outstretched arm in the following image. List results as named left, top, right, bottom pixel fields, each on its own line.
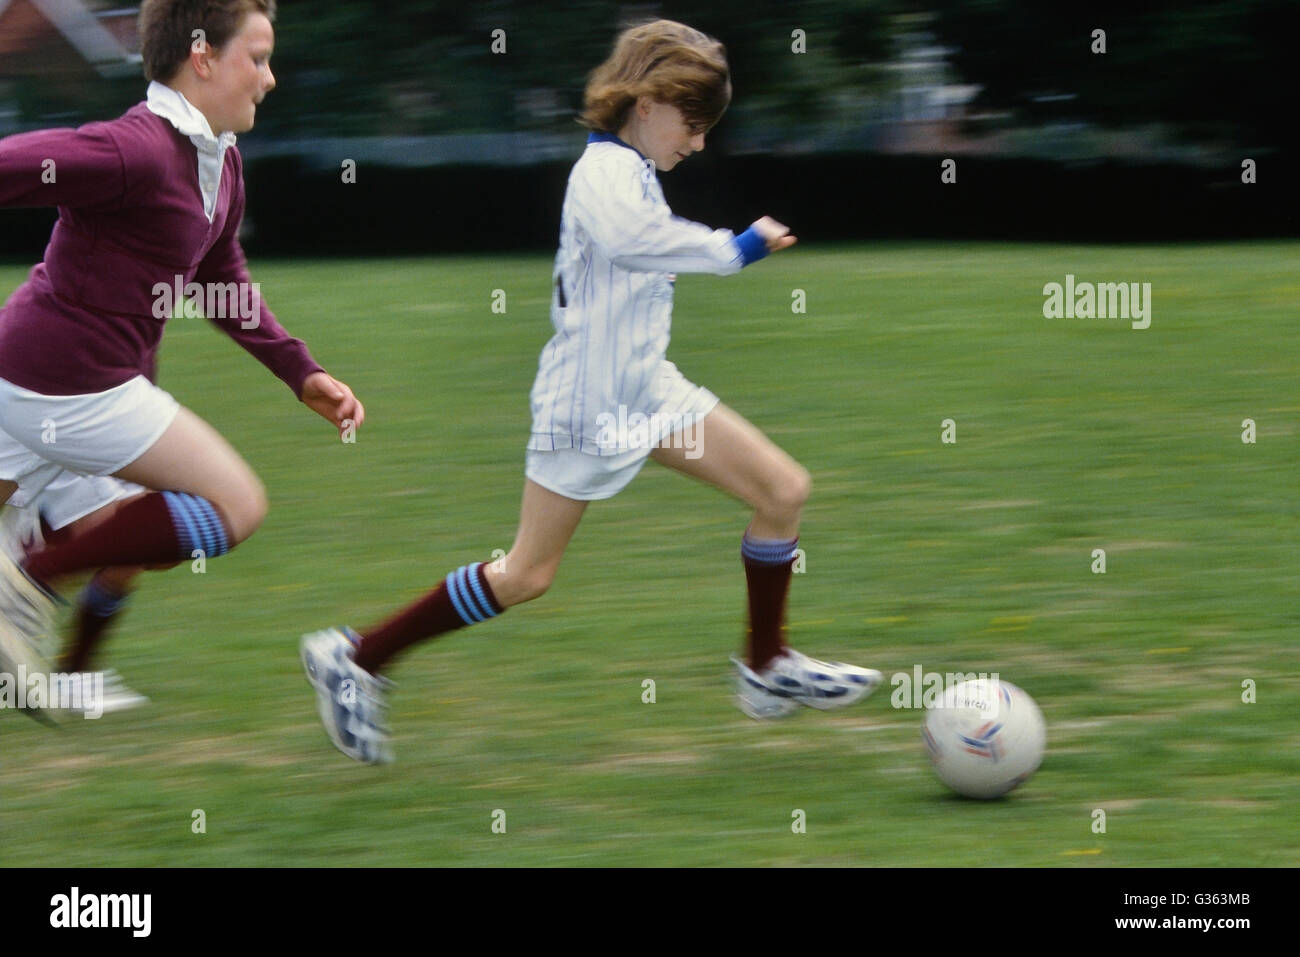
left=569, top=159, right=795, bottom=274
left=0, top=123, right=127, bottom=210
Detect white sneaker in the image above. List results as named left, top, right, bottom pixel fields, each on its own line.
left=0, top=503, right=42, bottom=560
left=48, top=669, right=148, bottom=718
left=0, top=543, right=54, bottom=714
left=96, top=670, right=149, bottom=713
left=301, top=628, right=393, bottom=765
left=0, top=541, right=58, bottom=658
left=0, top=618, right=54, bottom=723
left=735, top=648, right=882, bottom=718
left=733, top=656, right=801, bottom=719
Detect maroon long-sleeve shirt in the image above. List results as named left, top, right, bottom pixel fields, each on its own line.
left=0, top=101, right=322, bottom=397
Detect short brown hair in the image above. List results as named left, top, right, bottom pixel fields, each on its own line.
left=139, top=0, right=277, bottom=82
left=580, top=19, right=731, bottom=134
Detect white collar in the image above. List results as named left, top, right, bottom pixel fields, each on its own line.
left=146, top=81, right=234, bottom=222
left=145, top=80, right=237, bottom=154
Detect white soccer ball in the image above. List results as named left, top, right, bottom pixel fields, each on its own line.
left=922, top=678, right=1046, bottom=799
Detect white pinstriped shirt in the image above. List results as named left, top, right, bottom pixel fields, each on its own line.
left=527, top=133, right=767, bottom=455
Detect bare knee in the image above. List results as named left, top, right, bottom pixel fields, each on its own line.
left=761, top=463, right=812, bottom=521
left=492, top=560, right=556, bottom=607
left=513, top=566, right=556, bottom=605
left=214, top=473, right=268, bottom=545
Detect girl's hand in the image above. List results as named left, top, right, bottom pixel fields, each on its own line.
left=301, top=371, right=366, bottom=436
left=754, top=216, right=797, bottom=252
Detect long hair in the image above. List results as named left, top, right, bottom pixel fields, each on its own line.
left=579, top=20, right=731, bottom=134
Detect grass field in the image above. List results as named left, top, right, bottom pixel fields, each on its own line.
left=1, top=242, right=1296, bottom=866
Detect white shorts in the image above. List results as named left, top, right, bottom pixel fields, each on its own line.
left=525, top=396, right=718, bottom=501
left=36, top=471, right=146, bottom=530
left=0, top=472, right=143, bottom=558
left=525, top=445, right=652, bottom=501
left=0, top=375, right=179, bottom=509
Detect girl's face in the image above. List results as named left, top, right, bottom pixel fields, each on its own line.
left=204, top=13, right=276, bottom=134
left=620, top=97, right=706, bottom=171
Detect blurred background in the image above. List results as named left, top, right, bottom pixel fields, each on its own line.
left=0, top=0, right=1295, bottom=257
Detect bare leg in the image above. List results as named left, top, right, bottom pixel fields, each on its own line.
left=113, top=406, right=267, bottom=543
left=347, top=478, right=587, bottom=675
left=652, top=403, right=811, bottom=670
left=656, top=408, right=882, bottom=707
left=483, top=479, right=588, bottom=608
left=650, top=403, right=810, bottom=535
left=3, top=409, right=264, bottom=537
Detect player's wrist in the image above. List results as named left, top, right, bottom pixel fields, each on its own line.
left=734, top=226, right=769, bottom=266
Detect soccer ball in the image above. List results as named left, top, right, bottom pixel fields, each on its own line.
left=921, top=678, right=1046, bottom=799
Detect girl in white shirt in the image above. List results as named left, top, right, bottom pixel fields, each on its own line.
left=302, top=19, right=880, bottom=765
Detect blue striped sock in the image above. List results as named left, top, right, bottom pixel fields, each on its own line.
left=445, top=562, right=502, bottom=626
left=80, top=577, right=130, bottom=619
left=741, top=533, right=798, bottom=566
left=161, top=491, right=231, bottom=559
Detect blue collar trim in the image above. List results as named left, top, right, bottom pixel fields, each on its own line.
left=588, top=131, right=646, bottom=160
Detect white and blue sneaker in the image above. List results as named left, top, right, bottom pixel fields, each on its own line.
left=734, top=648, right=882, bottom=718
left=733, top=656, right=801, bottom=718
left=300, top=627, right=393, bottom=765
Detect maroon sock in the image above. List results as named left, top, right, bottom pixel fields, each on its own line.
left=353, top=561, right=503, bottom=674
left=23, top=492, right=219, bottom=586
left=742, top=534, right=798, bottom=671
left=63, top=572, right=129, bottom=673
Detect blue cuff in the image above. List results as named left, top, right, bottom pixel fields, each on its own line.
left=734, top=226, right=769, bottom=267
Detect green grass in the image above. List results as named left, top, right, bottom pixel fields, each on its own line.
left=1, top=242, right=1296, bottom=866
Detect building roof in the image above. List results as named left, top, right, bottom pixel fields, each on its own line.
left=0, top=0, right=141, bottom=77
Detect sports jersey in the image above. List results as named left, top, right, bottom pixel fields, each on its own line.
left=528, top=132, right=767, bottom=455
left=0, top=84, right=322, bottom=397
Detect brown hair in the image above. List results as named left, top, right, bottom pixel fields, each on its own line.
left=580, top=19, right=731, bottom=134
left=139, top=0, right=277, bottom=82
